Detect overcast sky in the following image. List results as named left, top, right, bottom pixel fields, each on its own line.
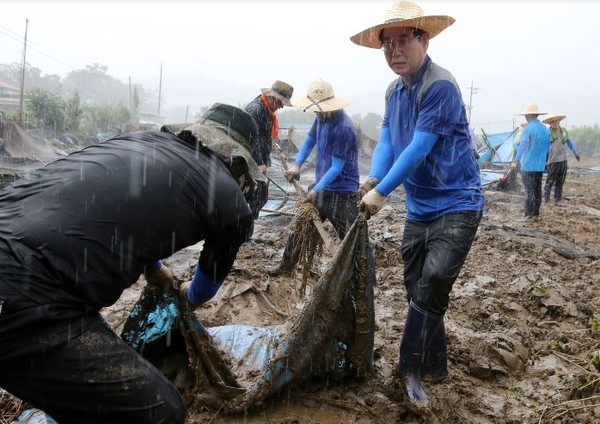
left=2, top=0, right=599, bottom=133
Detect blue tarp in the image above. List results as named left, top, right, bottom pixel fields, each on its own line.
left=478, top=130, right=517, bottom=166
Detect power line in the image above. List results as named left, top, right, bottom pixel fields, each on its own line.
left=27, top=21, right=87, bottom=69
left=0, top=21, right=84, bottom=72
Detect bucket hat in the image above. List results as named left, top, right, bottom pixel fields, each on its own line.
left=162, top=103, right=266, bottom=188
left=518, top=103, right=547, bottom=116
left=350, top=0, right=455, bottom=49
left=291, top=79, right=350, bottom=113
left=542, top=114, right=566, bottom=124
left=261, top=80, right=294, bottom=106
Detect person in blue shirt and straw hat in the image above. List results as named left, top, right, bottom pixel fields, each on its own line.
left=511, top=102, right=551, bottom=219
left=268, top=79, right=359, bottom=276
left=350, top=0, right=484, bottom=415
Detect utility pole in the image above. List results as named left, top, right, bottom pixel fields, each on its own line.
left=128, top=76, right=133, bottom=124
left=19, top=18, right=29, bottom=123
left=466, top=80, right=480, bottom=123
left=157, top=61, right=163, bottom=116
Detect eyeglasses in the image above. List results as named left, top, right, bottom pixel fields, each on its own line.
left=381, top=34, right=422, bottom=53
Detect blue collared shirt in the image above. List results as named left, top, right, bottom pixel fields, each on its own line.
left=303, top=109, right=359, bottom=192
left=515, top=119, right=550, bottom=172
left=380, top=56, right=484, bottom=221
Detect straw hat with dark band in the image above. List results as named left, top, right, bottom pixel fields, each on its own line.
left=261, top=80, right=294, bottom=106
left=350, top=0, right=455, bottom=49
left=543, top=114, right=566, bottom=124
left=291, top=79, right=350, bottom=113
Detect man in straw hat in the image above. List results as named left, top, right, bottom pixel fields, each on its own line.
left=245, top=80, right=294, bottom=220
left=511, top=102, right=551, bottom=218
left=350, top=0, right=484, bottom=414
left=542, top=113, right=581, bottom=204
left=268, top=79, right=359, bottom=276
left=0, top=103, right=262, bottom=424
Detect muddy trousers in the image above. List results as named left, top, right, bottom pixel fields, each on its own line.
left=399, top=211, right=481, bottom=383
left=521, top=171, right=544, bottom=216
left=0, top=315, right=185, bottom=424
left=544, top=161, right=568, bottom=202
left=278, top=190, right=358, bottom=270
left=401, top=210, right=482, bottom=315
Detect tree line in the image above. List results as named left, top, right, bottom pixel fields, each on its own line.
left=0, top=61, right=157, bottom=140
left=1, top=61, right=598, bottom=158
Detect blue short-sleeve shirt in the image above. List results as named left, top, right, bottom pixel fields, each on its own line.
left=382, top=56, right=484, bottom=221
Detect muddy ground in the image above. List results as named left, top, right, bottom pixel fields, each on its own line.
left=98, top=157, right=600, bottom=424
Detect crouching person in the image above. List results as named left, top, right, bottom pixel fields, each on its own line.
left=0, top=103, right=263, bottom=424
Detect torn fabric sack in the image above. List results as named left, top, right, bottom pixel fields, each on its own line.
left=120, top=213, right=375, bottom=412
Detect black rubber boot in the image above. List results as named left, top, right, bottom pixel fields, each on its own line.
left=398, top=300, right=444, bottom=415
left=267, top=234, right=299, bottom=276
left=421, top=318, right=449, bottom=383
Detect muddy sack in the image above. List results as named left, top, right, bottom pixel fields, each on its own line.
left=121, top=286, right=245, bottom=409
left=121, top=213, right=375, bottom=413
left=223, top=212, right=376, bottom=413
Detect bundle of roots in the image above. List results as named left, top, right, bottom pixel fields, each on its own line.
left=0, top=389, right=25, bottom=424
left=289, top=202, right=324, bottom=294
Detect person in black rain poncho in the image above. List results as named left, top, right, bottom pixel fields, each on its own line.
left=0, top=103, right=264, bottom=424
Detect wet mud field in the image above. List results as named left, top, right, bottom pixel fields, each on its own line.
left=99, top=160, right=600, bottom=424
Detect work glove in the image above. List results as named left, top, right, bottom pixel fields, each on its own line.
left=575, top=154, right=581, bottom=162
left=285, top=164, right=301, bottom=182
left=302, top=190, right=317, bottom=205
left=145, top=264, right=177, bottom=290
left=358, top=177, right=380, bottom=200
left=258, top=164, right=268, bottom=175
left=359, top=188, right=387, bottom=219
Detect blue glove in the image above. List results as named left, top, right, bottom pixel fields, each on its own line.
left=186, top=266, right=224, bottom=306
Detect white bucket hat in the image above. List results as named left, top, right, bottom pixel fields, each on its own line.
left=518, top=103, right=547, bottom=116
left=543, top=114, right=566, bottom=124
left=350, top=0, right=455, bottom=49
left=291, top=79, right=350, bottom=113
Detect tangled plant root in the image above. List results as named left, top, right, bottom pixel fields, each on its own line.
left=289, top=202, right=324, bottom=295
left=0, top=389, right=25, bottom=424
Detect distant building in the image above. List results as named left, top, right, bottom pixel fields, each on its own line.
left=0, top=79, right=21, bottom=111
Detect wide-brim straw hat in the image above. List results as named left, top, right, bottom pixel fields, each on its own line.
left=261, top=80, right=294, bottom=106
left=350, top=0, right=455, bottom=49
left=291, top=79, right=350, bottom=113
left=543, top=114, right=566, bottom=124
left=518, top=102, right=547, bottom=116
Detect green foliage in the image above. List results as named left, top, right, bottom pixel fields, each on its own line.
left=0, top=108, right=22, bottom=121
left=0, top=62, right=62, bottom=93
left=25, top=88, right=67, bottom=136
left=1, top=61, right=157, bottom=137
left=63, top=63, right=128, bottom=106
left=82, top=103, right=130, bottom=134
left=24, top=89, right=85, bottom=136
left=535, top=282, right=548, bottom=294
left=569, top=125, right=600, bottom=158
left=64, top=92, right=82, bottom=132
left=589, top=316, right=599, bottom=333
